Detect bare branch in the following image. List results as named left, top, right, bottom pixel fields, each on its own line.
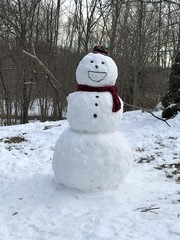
left=124, top=102, right=171, bottom=127
left=146, top=0, right=180, bottom=5
left=133, top=204, right=160, bottom=214
left=22, top=50, right=68, bottom=96
left=24, top=82, right=37, bottom=85
left=31, top=41, right=36, bottom=57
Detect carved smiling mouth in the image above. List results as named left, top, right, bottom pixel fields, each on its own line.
left=88, top=71, right=107, bottom=82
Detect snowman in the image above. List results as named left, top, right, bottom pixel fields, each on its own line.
left=52, top=45, right=133, bottom=191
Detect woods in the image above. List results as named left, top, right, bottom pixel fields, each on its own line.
left=0, top=0, right=180, bottom=125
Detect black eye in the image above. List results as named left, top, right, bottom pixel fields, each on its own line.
left=101, top=61, right=105, bottom=64
left=91, top=60, right=94, bottom=63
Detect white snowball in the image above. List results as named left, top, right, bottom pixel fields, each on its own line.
left=67, top=92, right=123, bottom=133
left=52, top=128, right=133, bottom=191
left=76, top=53, right=118, bottom=87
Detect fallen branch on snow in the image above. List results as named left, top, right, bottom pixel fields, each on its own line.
left=133, top=204, right=160, bottom=214
left=124, top=102, right=171, bottom=127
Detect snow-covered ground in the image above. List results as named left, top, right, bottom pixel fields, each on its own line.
left=0, top=110, right=180, bottom=240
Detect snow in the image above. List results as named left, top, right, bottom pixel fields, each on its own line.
left=67, top=92, right=123, bottom=133
left=53, top=128, right=132, bottom=191
left=76, top=52, right=118, bottom=87
left=1, top=110, right=180, bottom=240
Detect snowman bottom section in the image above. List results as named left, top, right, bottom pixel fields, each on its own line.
left=52, top=128, right=133, bottom=191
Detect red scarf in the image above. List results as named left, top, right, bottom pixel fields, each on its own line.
left=77, top=84, right=121, bottom=112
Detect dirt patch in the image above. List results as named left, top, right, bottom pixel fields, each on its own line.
left=138, top=155, right=155, bottom=163
left=4, top=136, right=27, bottom=144
left=155, top=162, right=180, bottom=183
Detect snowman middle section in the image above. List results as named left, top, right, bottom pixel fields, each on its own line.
left=67, top=91, right=123, bottom=133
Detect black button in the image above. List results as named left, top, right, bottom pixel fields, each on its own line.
left=93, top=114, right=97, bottom=118
left=95, top=103, right=98, bottom=106
left=96, top=96, right=99, bottom=98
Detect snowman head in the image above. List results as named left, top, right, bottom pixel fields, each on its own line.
left=76, top=48, right=118, bottom=87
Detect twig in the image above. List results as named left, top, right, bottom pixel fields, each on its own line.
left=134, top=204, right=160, bottom=214
left=24, top=82, right=37, bottom=85
left=31, top=41, right=36, bottom=57
left=124, top=102, right=171, bottom=127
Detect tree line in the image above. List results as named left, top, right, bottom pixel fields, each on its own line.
left=0, top=0, right=180, bottom=125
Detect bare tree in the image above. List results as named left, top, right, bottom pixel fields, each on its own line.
left=0, top=0, right=180, bottom=125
